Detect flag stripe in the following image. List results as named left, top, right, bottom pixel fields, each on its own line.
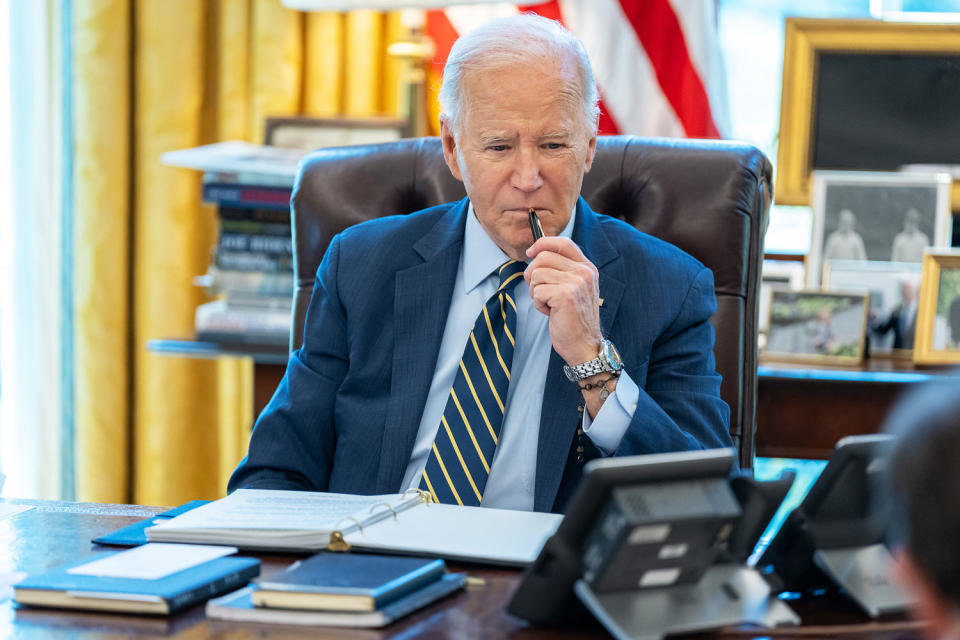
left=615, top=0, right=720, bottom=137
left=428, top=0, right=725, bottom=140
left=557, top=0, right=686, bottom=137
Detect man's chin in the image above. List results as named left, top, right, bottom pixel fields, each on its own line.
left=504, top=243, right=531, bottom=262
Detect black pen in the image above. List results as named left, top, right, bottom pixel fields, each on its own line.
left=528, top=208, right=543, bottom=241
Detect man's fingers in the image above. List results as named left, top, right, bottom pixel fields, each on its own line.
left=525, top=236, right=588, bottom=262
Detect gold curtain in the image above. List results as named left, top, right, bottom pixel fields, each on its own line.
left=74, top=0, right=402, bottom=506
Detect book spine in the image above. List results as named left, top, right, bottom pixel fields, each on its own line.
left=219, top=219, right=291, bottom=237
left=215, top=251, right=293, bottom=273
left=205, top=270, right=294, bottom=297
left=203, top=183, right=292, bottom=211
left=218, top=206, right=290, bottom=225
left=166, top=564, right=260, bottom=613
left=374, top=562, right=447, bottom=608
left=196, top=303, right=291, bottom=331
left=218, top=232, right=292, bottom=256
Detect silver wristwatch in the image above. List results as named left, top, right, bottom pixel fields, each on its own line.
left=563, top=339, right=623, bottom=381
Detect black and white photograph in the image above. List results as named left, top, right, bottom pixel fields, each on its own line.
left=807, top=170, right=952, bottom=286
left=823, top=260, right=922, bottom=355
left=763, top=290, right=869, bottom=365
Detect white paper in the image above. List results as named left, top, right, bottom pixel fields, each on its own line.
left=345, top=503, right=562, bottom=566
left=67, top=543, right=238, bottom=580
left=160, top=141, right=306, bottom=179
left=0, top=503, right=33, bottom=521
left=149, top=489, right=419, bottom=534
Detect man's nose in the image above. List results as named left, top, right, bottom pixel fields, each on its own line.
left=511, top=148, right=543, bottom=192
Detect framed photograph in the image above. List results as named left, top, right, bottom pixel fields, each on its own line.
left=823, top=260, right=922, bottom=357
left=759, top=259, right=806, bottom=342
left=808, top=170, right=952, bottom=287
left=264, top=116, right=406, bottom=150
left=914, top=251, right=960, bottom=365
left=763, top=290, right=869, bottom=365
left=775, top=18, right=960, bottom=208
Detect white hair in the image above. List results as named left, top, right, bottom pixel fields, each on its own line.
left=438, top=14, right=600, bottom=135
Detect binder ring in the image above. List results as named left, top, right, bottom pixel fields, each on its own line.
left=402, top=488, right=435, bottom=504
left=334, top=516, right=364, bottom=533
left=369, top=502, right=398, bottom=521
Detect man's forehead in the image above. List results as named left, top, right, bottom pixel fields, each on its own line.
left=475, top=124, right=576, bottom=139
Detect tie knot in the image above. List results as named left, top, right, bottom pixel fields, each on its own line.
left=497, top=260, right=526, bottom=292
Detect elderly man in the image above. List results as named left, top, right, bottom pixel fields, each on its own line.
left=824, top=209, right=867, bottom=262
left=891, top=209, right=929, bottom=263
left=229, top=15, right=732, bottom=513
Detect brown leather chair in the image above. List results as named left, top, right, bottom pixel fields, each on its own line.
left=290, top=136, right=772, bottom=469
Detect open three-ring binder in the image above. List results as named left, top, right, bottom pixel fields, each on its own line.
left=146, top=488, right=562, bottom=566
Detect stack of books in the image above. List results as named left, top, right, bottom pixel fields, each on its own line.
left=162, top=142, right=308, bottom=347
left=206, top=552, right=466, bottom=628
left=13, top=543, right=260, bottom=615
left=194, top=206, right=294, bottom=346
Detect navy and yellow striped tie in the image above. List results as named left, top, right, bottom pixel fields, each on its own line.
left=419, top=259, right=526, bottom=506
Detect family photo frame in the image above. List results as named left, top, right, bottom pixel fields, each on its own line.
left=823, top=260, right=922, bottom=358
left=762, top=290, right=870, bottom=366
left=807, top=170, right=952, bottom=287
left=914, top=251, right=960, bottom=365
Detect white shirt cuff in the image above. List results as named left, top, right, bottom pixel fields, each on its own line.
left=581, top=370, right=639, bottom=455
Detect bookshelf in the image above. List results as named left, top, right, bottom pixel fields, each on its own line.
left=147, top=141, right=304, bottom=414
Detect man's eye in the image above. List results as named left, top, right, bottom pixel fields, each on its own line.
left=488, top=145, right=508, bottom=152
left=544, top=142, right=565, bottom=150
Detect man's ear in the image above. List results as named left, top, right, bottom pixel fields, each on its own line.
left=583, top=132, right=598, bottom=173
left=439, top=116, right=463, bottom=182
left=892, top=549, right=954, bottom=639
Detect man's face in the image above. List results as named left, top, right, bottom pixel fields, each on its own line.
left=839, top=211, right=855, bottom=232
left=440, top=58, right=597, bottom=261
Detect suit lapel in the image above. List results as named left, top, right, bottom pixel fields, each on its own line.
left=534, top=198, right=625, bottom=512
left=376, top=200, right=468, bottom=493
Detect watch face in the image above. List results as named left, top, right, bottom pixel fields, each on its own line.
left=603, top=340, right=623, bottom=370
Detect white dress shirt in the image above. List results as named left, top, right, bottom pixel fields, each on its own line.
left=400, top=203, right=639, bottom=511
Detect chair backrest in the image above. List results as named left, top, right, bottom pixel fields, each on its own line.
left=290, top=135, right=772, bottom=468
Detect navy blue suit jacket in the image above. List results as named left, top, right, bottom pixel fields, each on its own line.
left=228, top=197, right=732, bottom=512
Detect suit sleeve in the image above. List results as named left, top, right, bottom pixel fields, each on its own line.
left=613, top=266, right=733, bottom=456
left=227, top=234, right=349, bottom=493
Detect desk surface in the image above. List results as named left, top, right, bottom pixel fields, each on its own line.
left=0, top=499, right=925, bottom=639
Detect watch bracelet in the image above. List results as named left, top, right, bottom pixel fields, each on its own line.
left=577, top=372, right=620, bottom=392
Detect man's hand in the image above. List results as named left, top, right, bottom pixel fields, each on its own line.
left=524, top=237, right=603, bottom=367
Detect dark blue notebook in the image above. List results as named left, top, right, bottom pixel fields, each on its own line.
left=92, top=500, right=210, bottom=547
left=252, top=552, right=446, bottom=611
left=14, top=550, right=259, bottom=614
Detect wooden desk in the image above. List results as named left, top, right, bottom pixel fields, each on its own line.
left=0, top=499, right=924, bottom=639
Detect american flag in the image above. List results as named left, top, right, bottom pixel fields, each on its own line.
left=425, top=0, right=728, bottom=138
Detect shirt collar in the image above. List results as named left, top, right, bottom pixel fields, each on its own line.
left=462, top=202, right=577, bottom=294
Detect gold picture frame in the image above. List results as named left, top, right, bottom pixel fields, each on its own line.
left=823, top=259, right=922, bottom=360
left=913, top=251, right=960, bottom=365
left=762, top=289, right=869, bottom=366
left=776, top=18, right=960, bottom=208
